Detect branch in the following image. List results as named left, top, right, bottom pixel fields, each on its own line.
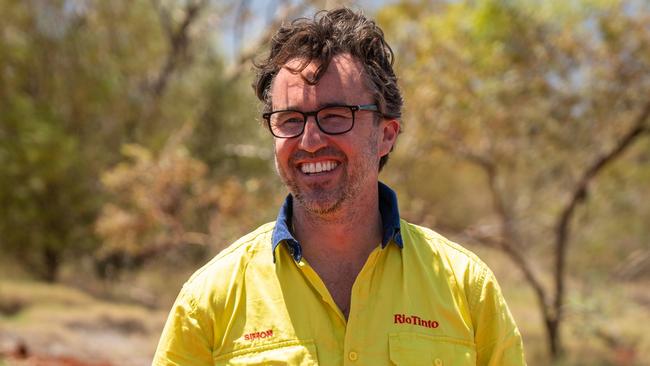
left=232, top=0, right=252, bottom=58
left=132, top=0, right=208, bottom=136
left=224, top=0, right=324, bottom=82
left=430, top=138, right=551, bottom=320
left=150, top=0, right=173, bottom=40
left=553, top=99, right=650, bottom=322
left=151, top=0, right=208, bottom=97
left=428, top=139, right=493, bottom=170
left=460, top=227, right=551, bottom=319
left=614, top=248, right=650, bottom=280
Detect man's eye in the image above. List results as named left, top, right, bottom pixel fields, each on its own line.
left=321, top=113, right=347, bottom=120
left=273, top=112, right=303, bottom=125
left=280, top=117, right=304, bottom=124
left=319, top=107, right=352, bottom=121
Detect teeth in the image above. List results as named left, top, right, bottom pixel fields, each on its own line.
left=301, top=161, right=338, bottom=174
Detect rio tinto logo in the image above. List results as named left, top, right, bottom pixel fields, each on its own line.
left=394, top=313, right=439, bottom=329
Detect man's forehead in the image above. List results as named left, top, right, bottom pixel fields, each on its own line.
left=271, top=54, right=369, bottom=108
left=280, top=54, right=365, bottom=81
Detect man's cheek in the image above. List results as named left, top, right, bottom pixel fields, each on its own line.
left=273, top=155, right=282, bottom=176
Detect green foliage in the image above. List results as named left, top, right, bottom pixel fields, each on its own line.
left=95, top=139, right=214, bottom=267
left=94, top=133, right=279, bottom=278
left=0, top=0, right=279, bottom=280
left=381, top=0, right=650, bottom=242
left=0, top=0, right=163, bottom=280
left=0, top=88, right=99, bottom=282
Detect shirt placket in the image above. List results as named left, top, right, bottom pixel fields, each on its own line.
left=343, top=247, right=382, bottom=366
left=294, top=257, right=348, bottom=365
left=295, top=259, right=347, bottom=322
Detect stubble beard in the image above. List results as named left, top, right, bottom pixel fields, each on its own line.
left=275, top=157, right=352, bottom=216
left=275, top=133, right=379, bottom=218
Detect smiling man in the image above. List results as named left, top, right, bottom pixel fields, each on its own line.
left=153, top=8, right=526, bottom=366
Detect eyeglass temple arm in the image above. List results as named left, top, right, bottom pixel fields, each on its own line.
left=357, top=104, right=379, bottom=111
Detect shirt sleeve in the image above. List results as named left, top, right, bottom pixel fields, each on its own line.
left=152, top=286, right=214, bottom=366
left=470, top=266, right=527, bottom=366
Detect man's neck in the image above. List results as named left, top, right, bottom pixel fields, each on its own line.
left=292, top=186, right=383, bottom=264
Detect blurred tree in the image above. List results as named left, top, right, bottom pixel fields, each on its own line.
left=94, top=121, right=281, bottom=278
left=0, top=106, right=98, bottom=282
left=378, top=0, right=650, bottom=360
left=0, top=0, right=115, bottom=281
left=94, top=126, right=214, bottom=277
left=0, top=0, right=241, bottom=280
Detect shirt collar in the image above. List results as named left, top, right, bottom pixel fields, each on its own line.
left=271, top=181, right=403, bottom=262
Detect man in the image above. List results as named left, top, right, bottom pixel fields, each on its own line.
left=154, top=8, right=526, bottom=366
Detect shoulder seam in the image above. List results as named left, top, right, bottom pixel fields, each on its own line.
left=402, top=220, right=491, bottom=314
left=469, top=265, right=489, bottom=313
left=407, top=221, right=484, bottom=265
left=476, top=325, right=521, bottom=353
left=215, top=222, right=275, bottom=259
left=186, top=222, right=275, bottom=282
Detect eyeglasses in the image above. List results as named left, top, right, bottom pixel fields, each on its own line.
left=262, top=104, right=379, bottom=138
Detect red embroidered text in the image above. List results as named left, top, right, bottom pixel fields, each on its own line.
left=394, top=314, right=439, bottom=329
left=244, top=329, right=273, bottom=341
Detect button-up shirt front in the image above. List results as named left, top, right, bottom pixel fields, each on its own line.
left=153, top=183, right=526, bottom=366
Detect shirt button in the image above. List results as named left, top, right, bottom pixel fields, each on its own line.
left=434, top=358, right=443, bottom=366
left=348, top=351, right=358, bottom=361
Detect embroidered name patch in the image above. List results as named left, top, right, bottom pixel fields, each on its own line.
left=394, top=313, right=439, bottom=329
left=244, top=329, right=274, bottom=341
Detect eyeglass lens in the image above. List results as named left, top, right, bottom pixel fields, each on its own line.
left=269, top=106, right=355, bottom=137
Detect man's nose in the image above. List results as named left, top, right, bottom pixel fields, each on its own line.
left=299, top=116, right=327, bottom=152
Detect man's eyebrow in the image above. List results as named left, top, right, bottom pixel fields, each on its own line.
left=282, top=101, right=349, bottom=111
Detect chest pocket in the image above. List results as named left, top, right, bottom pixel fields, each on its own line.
left=389, top=332, right=476, bottom=366
left=214, top=339, right=318, bottom=366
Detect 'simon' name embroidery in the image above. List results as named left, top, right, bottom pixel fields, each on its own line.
left=244, top=329, right=273, bottom=341
left=394, top=314, right=439, bottom=329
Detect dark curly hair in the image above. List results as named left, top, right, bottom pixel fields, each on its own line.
left=253, top=7, right=403, bottom=171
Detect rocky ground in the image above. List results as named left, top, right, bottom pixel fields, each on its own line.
left=0, top=280, right=167, bottom=366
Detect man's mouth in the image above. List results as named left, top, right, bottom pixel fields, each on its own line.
left=300, top=160, right=340, bottom=174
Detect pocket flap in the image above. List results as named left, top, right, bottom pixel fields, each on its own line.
left=389, top=332, right=476, bottom=366
left=214, top=339, right=318, bottom=366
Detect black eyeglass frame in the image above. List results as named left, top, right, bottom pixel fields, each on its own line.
left=262, top=104, right=379, bottom=138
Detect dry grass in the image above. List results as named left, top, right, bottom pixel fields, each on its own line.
left=0, top=279, right=167, bottom=366
left=474, top=245, right=650, bottom=366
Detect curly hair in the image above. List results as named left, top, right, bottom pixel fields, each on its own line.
left=253, top=7, right=403, bottom=170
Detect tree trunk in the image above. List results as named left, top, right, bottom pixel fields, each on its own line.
left=42, top=247, right=60, bottom=283
left=546, top=317, right=561, bottom=360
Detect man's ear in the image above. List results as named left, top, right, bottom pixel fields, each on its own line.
left=379, top=118, right=400, bottom=157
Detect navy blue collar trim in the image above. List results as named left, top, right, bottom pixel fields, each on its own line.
left=271, top=182, right=403, bottom=262
left=378, top=182, right=403, bottom=249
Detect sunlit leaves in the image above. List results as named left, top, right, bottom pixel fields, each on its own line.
left=96, top=140, right=212, bottom=258
left=0, top=0, right=275, bottom=280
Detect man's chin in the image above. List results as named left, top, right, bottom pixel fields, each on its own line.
left=281, top=174, right=347, bottom=215
left=294, top=191, right=344, bottom=216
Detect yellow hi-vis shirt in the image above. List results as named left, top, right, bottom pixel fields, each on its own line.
left=153, top=183, right=526, bottom=366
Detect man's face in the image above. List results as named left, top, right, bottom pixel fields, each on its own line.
left=270, top=53, right=397, bottom=215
